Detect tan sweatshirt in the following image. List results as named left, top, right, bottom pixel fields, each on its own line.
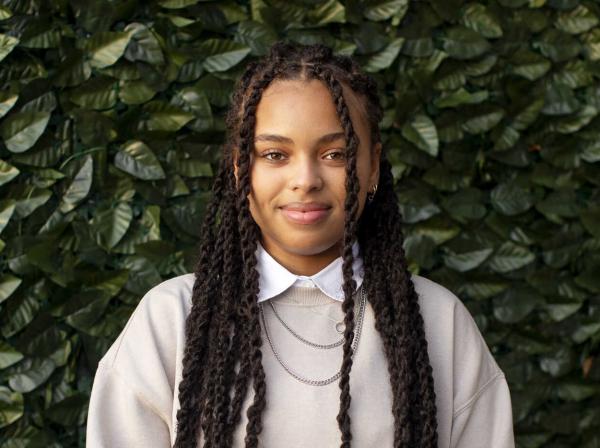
left=86, top=273, right=515, bottom=447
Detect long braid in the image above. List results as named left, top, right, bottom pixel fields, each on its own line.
left=173, top=157, right=229, bottom=447
left=174, top=40, right=439, bottom=448
left=235, top=66, right=282, bottom=447
left=311, top=62, right=361, bottom=447
left=210, top=174, right=243, bottom=446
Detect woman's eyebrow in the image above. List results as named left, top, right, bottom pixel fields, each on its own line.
left=254, top=131, right=346, bottom=145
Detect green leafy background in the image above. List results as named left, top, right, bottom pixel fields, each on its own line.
left=0, top=0, right=599, bottom=446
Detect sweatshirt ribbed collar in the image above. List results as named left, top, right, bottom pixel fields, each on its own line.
left=255, top=241, right=364, bottom=303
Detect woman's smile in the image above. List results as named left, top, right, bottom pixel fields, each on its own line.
left=279, top=202, right=332, bottom=225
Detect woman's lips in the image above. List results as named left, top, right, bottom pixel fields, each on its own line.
left=280, top=207, right=331, bottom=225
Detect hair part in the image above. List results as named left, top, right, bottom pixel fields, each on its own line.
left=173, top=40, right=438, bottom=448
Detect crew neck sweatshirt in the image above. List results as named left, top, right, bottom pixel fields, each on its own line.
left=86, top=273, right=515, bottom=447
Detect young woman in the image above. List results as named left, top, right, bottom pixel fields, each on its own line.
left=86, top=41, right=515, bottom=447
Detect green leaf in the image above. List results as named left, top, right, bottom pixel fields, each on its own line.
left=13, top=186, right=52, bottom=219
left=462, top=275, right=509, bottom=300
left=441, top=188, right=487, bottom=222
left=198, top=39, right=251, bottom=73
left=0, top=199, right=16, bottom=234
left=413, top=216, right=460, bottom=245
left=0, top=386, right=23, bottom=429
left=555, top=4, right=599, bottom=35
left=45, top=393, right=88, bottom=426
left=124, top=23, right=164, bottom=65
left=158, top=0, right=199, bottom=8
left=90, top=202, right=133, bottom=250
left=0, top=91, right=18, bottom=119
left=85, top=31, right=132, bottom=69
left=553, top=105, right=597, bottom=134
left=64, top=293, right=112, bottom=332
left=171, top=86, right=213, bottom=132
left=434, top=88, right=488, bottom=108
left=582, top=28, right=600, bottom=61
left=69, top=77, right=118, bottom=110
left=0, top=112, right=51, bottom=153
left=0, top=34, right=19, bottom=62
left=443, top=245, right=494, bottom=272
left=364, top=37, right=404, bottom=72
left=493, top=286, right=542, bottom=323
left=120, top=255, right=163, bottom=295
left=492, top=126, right=520, bottom=151
left=0, top=274, right=21, bottom=305
left=491, top=183, right=534, bottom=215
left=557, top=381, right=600, bottom=402
left=59, top=155, right=94, bottom=213
left=460, top=3, right=503, bottom=38
left=118, top=79, right=156, bottom=105
left=509, top=50, right=551, bottom=81
left=581, top=206, right=600, bottom=238
left=114, top=140, right=165, bottom=180
left=364, top=0, right=408, bottom=21
left=488, top=241, right=535, bottom=273
left=402, top=114, right=438, bottom=156
left=20, top=24, right=61, bottom=49
left=54, top=50, right=92, bottom=87
left=442, top=26, right=491, bottom=60
left=0, top=341, right=23, bottom=370
left=401, top=38, right=434, bottom=57
left=235, top=20, right=278, bottom=56
left=0, top=159, right=19, bottom=186
left=138, top=102, right=195, bottom=132
left=308, top=0, right=345, bottom=26
left=0, top=6, right=12, bottom=20
left=403, top=233, right=436, bottom=269
left=536, top=189, right=580, bottom=219
left=572, top=320, right=600, bottom=344
left=397, top=188, right=441, bottom=223
left=575, top=265, right=600, bottom=293
left=8, top=358, right=55, bottom=393
left=533, top=29, right=581, bottom=62
left=114, top=206, right=161, bottom=254
left=462, top=108, right=504, bottom=134
left=512, top=97, right=544, bottom=130
left=539, top=347, right=576, bottom=377
left=194, top=75, right=233, bottom=107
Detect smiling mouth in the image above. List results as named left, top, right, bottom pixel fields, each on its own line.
left=279, top=208, right=331, bottom=225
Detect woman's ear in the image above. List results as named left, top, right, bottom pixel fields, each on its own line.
left=232, top=148, right=239, bottom=188
left=370, top=142, right=382, bottom=187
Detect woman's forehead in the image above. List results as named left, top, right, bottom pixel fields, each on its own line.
left=254, top=78, right=370, bottom=138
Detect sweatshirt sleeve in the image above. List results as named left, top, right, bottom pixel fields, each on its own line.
left=86, top=362, right=172, bottom=448
left=450, top=371, right=515, bottom=448
left=85, top=274, right=195, bottom=448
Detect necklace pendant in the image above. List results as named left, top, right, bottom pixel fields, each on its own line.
left=335, top=322, right=345, bottom=334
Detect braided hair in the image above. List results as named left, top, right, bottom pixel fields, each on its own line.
left=173, top=41, right=438, bottom=448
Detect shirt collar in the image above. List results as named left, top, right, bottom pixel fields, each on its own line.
left=255, top=241, right=364, bottom=303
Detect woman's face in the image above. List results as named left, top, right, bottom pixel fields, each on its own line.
left=236, top=78, right=381, bottom=273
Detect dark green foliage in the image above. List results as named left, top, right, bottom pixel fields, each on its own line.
left=0, top=0, right=599, bottom=446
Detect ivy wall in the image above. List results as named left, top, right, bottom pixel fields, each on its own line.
left=0, top=0, right=599, bottom=446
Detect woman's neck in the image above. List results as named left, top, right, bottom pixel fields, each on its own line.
left=260, top=238, right=342, bottom=276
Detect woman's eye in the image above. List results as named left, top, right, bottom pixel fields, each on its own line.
left=324, top=150, right=346, bottom=161
left=262, top=151, right=286, bottom=161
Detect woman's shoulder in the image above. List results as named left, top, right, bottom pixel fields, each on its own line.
left=409, top=273, right=506, bottom=412
left=99, top=273, right=196, bottom=373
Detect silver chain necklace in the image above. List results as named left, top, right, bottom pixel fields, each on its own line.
left=268, top=299, right=347, bottom=349
left=259, top=286, right=367, bottom=386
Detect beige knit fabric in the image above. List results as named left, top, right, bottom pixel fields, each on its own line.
left=86, top=273, right=515, bottom=447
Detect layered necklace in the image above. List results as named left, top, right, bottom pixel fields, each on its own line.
left=259, top=285, right=367, bottom=387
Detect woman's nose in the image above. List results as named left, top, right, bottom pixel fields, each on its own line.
left=289, top=157, right=323, bottom=192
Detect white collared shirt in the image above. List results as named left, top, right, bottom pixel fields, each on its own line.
left=255, top=240, right=364, bottom=302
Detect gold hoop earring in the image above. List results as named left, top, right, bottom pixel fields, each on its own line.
left=367, top=183, right=378, bottom=203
